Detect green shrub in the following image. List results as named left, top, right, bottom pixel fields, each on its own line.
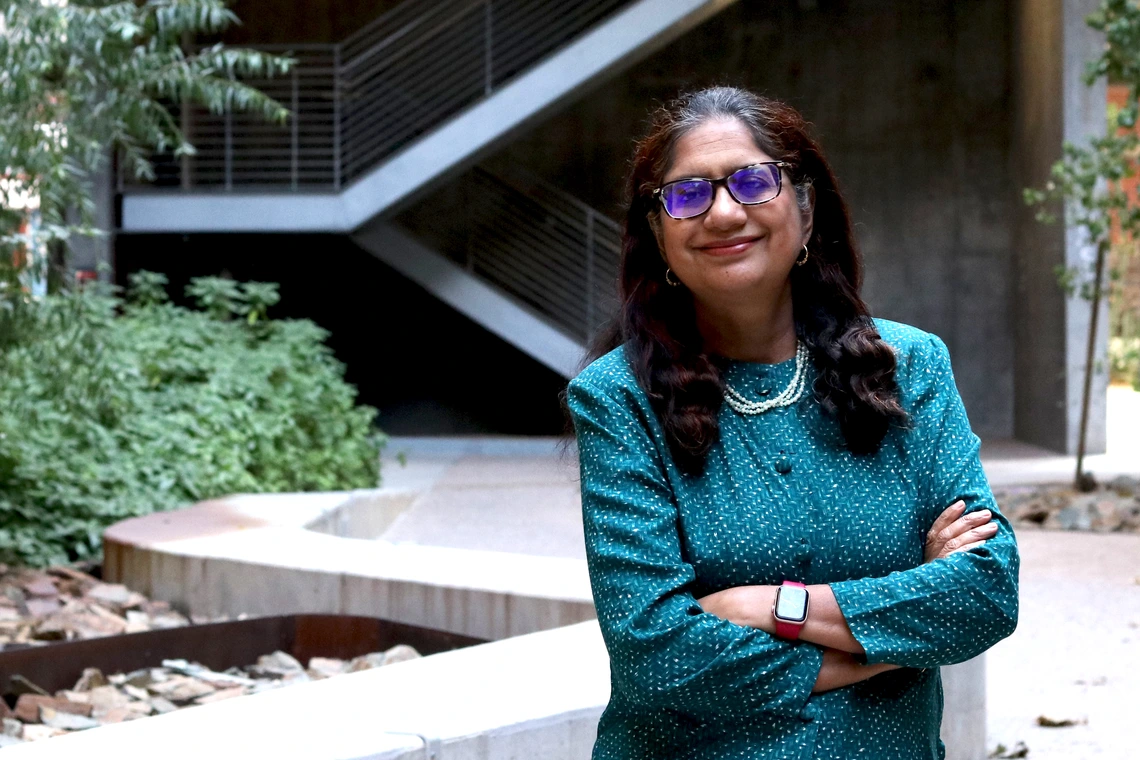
left=0, top=273, right=384, bottom=566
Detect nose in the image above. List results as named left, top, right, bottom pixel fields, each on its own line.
left=704, top=184, right=747, bottom=229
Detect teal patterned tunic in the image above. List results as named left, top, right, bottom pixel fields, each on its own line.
left=567, top=318, right=1019, bottom=760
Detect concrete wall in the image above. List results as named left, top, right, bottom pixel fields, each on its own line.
left=486, top=0, right=1018, bottom=439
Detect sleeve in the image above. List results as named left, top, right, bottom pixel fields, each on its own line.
left=829, top=334, right=1020, bottom=668
left=568, top=376, right=823, bottom=721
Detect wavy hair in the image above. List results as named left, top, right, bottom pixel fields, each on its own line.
left=589, top=86, right=907, bottom=475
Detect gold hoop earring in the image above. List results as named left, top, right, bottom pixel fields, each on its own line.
left=665, top=268, right=680, bottom=287
left=795, top=245, right=810, bottom=267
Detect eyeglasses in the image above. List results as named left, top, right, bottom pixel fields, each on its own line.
left=653, top=161, right=788, bottom=220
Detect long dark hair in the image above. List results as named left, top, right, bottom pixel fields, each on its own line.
left=589, top=86, right=907, bottom=475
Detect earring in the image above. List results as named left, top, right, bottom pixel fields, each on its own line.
left=664, top=268, right=680, bottom=287
left=795, top=245, right=810, bottom=267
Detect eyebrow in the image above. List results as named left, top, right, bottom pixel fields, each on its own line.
left=663, top=161, right=771, bottom=184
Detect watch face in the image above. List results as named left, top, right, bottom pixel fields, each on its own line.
left=774, top=585, right=809, bottom=623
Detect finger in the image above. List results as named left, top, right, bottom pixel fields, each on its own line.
left=936, top=509, right=993, bottom=545
left=928, top=500, right=966, bottom=538
left=947, top=539, right=987, bottom=556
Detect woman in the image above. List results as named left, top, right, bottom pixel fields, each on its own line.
left=565, top=86, right=1019, bottom=759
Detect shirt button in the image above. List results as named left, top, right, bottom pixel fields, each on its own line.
left=799, top=704, right=819, bottom=722
left=795, top=539, right=812, bottom=563
left=774, top=456, right=793, bottom=475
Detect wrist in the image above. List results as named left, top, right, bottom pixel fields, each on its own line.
left=772, top=581, right=810, bottom=640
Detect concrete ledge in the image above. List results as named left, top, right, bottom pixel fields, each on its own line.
left=104, top=491, right=595, bottom=641
left=0, top=620, right=610, bottom=760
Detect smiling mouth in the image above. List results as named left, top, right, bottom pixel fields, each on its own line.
left=698, top=237, right=760, bottom=254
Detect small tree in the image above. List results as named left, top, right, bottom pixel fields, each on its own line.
left=0, top=0, right=294, bottom=292
left=1024, top=0, right=1140, bottom=490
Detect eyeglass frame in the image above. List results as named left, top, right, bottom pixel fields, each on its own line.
left=651, top=161, right=790, bottom=220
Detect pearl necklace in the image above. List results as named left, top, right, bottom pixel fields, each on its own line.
left=723, top=341, right=809, bottom=415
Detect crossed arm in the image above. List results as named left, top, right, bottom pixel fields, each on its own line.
left=696, top=501, right=999, bottom=692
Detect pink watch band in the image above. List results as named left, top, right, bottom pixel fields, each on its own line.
left=774, top=580, right=808, bottom=640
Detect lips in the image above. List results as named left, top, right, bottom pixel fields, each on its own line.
left=697, top=236, right=760, bottom=255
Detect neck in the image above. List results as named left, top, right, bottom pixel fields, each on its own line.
left=694, top=284, right=796, bottom=363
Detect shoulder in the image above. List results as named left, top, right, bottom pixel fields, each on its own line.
left=871, top=318, right=956, bottom=409
left=566, top=345, right=657, bottom=431
left=569, top=345, right=641, bottom=398
left=872, top=318, right=947, bottom=362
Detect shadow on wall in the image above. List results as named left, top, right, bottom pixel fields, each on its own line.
left=113, top=233, right=571, bottom=436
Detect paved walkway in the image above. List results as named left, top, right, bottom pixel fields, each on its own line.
left=987, top=530, right=1140, bottom=759
left=380, top=386, right=1140, bottom=758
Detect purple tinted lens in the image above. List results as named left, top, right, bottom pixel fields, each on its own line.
left=727, top=165, right=780, bottom=203
left=663, top=180, right=713, bottom=218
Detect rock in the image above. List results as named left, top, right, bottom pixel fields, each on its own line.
left=23, top=598, right=61, bottom=618
left=250, top=651, right=305, bottom=679
left=39, top=706, right=99, bottom=731
left=87, top=685, right=131, bottom=715
left=380, top=644, right=421, bottom=666
left=307, top=657, right=347, bottom=679
left=1054, top=504, right=1093, bottom=531
left=149, top=697, right=178, bottom=714
left=1090, top=499, right=1124, bottom=532
left=124, top=610, right=149, bottom=633
left=124, top=700, right=152, bottom=717
left=193, top=686, right=246, bottom=705
left=46, top=566, right=99, bottom=586
left=1008, top=496, right=1050, bottom=525
left=119, top=668, right=164, bottom=688
left=347, top=652, right=388, bottom=672
left=162, top=659, right=255, bottom=688
left=122, top=684, right=149, bottom=701
left=147, top=676, right=215, bottom=704
left=1107, top=475, right=1140, bottom=497
left=19, top=723, right=65, bottom=741
left=346, top=644, right=421, bottom=671
left=54, top=690, right=90, bottom=704
left=148, top=610, right=191, bottom=629
left=84, top=583, right=147, bottom=611
left=93, top=707, right=136, bottom=725
left=72, top=667, right=107, bottom=692
left=21, top=577, right=57, bottom=598
left=14, top=696, right=48, bottom=722
left=14, top=695, right=92, bottom=723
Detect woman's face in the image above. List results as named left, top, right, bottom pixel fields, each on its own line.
left=653, top=118, right=811, bottom=305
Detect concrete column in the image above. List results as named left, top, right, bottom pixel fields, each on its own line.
left=940, top=656, right=986, bottom=760
left=1012, top=0, right=1108, bottom=454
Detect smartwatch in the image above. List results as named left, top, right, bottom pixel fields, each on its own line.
left=772, top=580, right=810, bottom=640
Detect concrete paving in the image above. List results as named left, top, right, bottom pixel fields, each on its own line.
left=986, top=530, right=1140, bottom=759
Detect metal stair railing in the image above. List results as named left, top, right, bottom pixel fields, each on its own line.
left=395, top=164, right=622, bottom=344
left=128, top=0, right=633, bottom=192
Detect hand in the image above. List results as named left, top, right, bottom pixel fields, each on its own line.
left=812, top=648, right=900, bottom=693
left=924, top=500, right=997, bottom=562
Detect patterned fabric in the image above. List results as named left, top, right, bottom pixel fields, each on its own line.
left=567, top=318, right=1019, bottom=760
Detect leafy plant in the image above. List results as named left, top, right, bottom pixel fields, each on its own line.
left=1024, top=0, right=1140, bottom=489
left=0, top=0, right=294, bottom=289
left=0, top=273, right=384, bottom=566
